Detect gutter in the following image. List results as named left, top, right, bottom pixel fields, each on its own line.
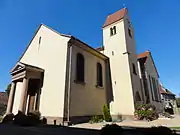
left=67, top=44, right=72, bottom=125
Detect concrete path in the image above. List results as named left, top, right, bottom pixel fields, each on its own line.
left=0, top=115, right=179, bottom=135
left=71, top=115, right=180, bottom=130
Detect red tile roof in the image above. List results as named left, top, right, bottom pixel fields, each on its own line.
left=96, top=46, right=104, bottom=51
left=159, top=85, right=175, bottom=95
left=137, top=51, right=150, bottom=59
left=138, top=51, right=159, bottom=78
left=0, top=92, right=8, bottom=105
left=160, top=86, right=167, bottom=94
left=103, top=8, right=128, bottom=28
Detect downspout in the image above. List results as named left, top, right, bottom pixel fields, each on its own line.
left=67, top=44, right=72, bottom=124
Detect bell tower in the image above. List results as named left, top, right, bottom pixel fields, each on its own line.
left=102, top=8, right=143, bottom=118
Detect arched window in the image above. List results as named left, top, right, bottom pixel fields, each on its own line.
left=132, top=63, right=137, bottom=75
left=97, top=63, right=103, bottom=87
left=76, top=53, right=85, bottom=82
left=135, top=92, right=141, bottom=101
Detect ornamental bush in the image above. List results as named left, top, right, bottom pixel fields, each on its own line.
left=89, top=104, right=112, bottom=123
left=134, top=104, right=159, bottom=121
left=103, top=104, right=112, bottom=122
left=89, top=115, right=104, bottom=123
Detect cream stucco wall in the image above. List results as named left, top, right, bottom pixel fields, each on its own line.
left=16, top=24, right=70, bottom=118
left=103, top=19, right=135, bottom=116
left=69, top=44, right=107, bottom=116
left=12, top=82, right=23, bottom=114
left=144, top=55, right=163, bottom=111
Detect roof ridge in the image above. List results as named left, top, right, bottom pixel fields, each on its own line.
left=107, top=7, right=127, bottom=17
left=103, top=8, right=127, bottom=28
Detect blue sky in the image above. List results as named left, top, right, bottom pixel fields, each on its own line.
left=0, top=0, right=179, bottom=96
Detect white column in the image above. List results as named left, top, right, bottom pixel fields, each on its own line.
left=19, top=78, right=29, bottom=113
left=35, top=89, right=41, bottom=110
left=6, top=82, right=16, bottom=114
left=25, top=95, right=30, bottom=114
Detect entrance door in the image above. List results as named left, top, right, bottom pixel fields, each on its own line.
left=27, top=79, right=40, bottom=113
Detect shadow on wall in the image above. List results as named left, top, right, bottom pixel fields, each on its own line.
left=105, top=59, right=114, bottom=105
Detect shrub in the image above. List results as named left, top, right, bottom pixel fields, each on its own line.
left=103, top=104, right=112, bottom=122
left=100, top=124, right=123, bottom=135
left=134, top=104, right=159, bottom=121
left=0, top=104, right=6, bottom=116
left=14, top=110, right=41, bottom=126
left=2, top=113, right=14, bottom=123
left=27, top=110, right=41, bottom=126
left=14, top=111, right=29, bottom=126
left=89, top=115, right=104, bottom=123
left=89, top=104, right=112, bottom=123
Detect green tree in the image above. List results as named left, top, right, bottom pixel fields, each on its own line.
left=5, top=83, right=11, bottom=96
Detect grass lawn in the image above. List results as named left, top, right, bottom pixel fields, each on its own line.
left=170, top=127, right=180, bottom=130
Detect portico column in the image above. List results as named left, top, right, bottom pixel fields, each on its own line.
left=35, top=89, right=41, bottom=110
left=19, top=78, right=29, bottom=113
left=6, top=82, right=16, bottom=114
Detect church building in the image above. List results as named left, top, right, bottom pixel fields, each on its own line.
left=6, top=8, right=162, bottom=125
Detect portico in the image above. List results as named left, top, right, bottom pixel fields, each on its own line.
left=6, top=62, right=44, bottom=114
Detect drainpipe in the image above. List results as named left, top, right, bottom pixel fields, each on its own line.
left=67, top=44, right=72, bottom=124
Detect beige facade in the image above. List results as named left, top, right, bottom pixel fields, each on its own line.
left=69, top=43, right=107, bottom=118
left=8, top=25, right=71, bottom=124
left=137, top=51, right=163, bottom=112
left=6, top=8, right=163, bottom=125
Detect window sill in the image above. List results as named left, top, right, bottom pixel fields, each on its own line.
left=95, top=85, right=104, bottom=89
left=74, top=80, right=85, bottom=85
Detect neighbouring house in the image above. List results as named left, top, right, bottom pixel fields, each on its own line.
left=137, top=51, right=163, bottom=112
left=159, top=84, right=177, bottom=114
left=0, top=92, right=8, bottom=105
left=6, top=8, right=162, bottom=125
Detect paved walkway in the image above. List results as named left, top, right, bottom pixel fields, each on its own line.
left=71, top=115, right=180, bottom=130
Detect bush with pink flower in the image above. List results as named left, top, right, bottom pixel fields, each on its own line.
left=134, top=104, right=159, bottom=121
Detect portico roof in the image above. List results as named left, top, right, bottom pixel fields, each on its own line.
left=10, top=62, right=44, bottom=75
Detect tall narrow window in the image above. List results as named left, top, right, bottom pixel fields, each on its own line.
left=113, top=26, right=116, bottom=34
left=132, top=63, right=137, bottom=75
left=76, top=53, right=85, bottom=82
left=110, top=28, right=113, bottom=36
left=128, top=28, right=132, bottom=38
left=155, top=80, right=161, bottom=101
left=149, top=75, right=154, bottom=100
left=97, top=63, right=103, bottom=87
left=152, top=77, right=158, bottom=101
left=39, top=37, right=41, bottom=44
